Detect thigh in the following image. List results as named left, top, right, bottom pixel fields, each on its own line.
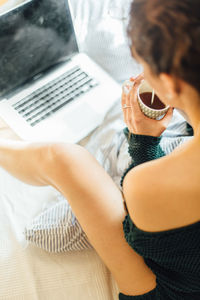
left=50, top=144, right=156, bottom=296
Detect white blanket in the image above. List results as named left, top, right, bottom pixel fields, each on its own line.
left=0, top=1, right=131, bottom=298
left=0, top=98, right=188, bottom=300
left=0, top=1, right=189, bottom=299
left=0, top=108, right=121, bottom=300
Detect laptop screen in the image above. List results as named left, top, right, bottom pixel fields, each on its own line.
left=0, top=0, right=78, bottom=99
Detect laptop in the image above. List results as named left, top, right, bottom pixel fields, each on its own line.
left=0, top=0, right=121, bottom=143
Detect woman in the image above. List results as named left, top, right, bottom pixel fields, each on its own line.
left=0, top=0, right=200, bottom=299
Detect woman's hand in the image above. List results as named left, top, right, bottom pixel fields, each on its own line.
left=121, top=74, right=173, bottom=137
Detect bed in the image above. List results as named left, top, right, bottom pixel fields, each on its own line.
left=0, top=1, right=190, bottom=299
left=0, top=98, right=133, bottom=300
left=0, top=1, right=141, bottom=299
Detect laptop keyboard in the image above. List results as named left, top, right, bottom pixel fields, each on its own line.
left=13, top=66, right=99, bottom=127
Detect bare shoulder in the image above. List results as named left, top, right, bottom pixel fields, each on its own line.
left=122, top=151, right=200, bottom=232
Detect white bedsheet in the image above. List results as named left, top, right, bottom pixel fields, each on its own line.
left=0, top=91, right=188, bottom=299
left=0, top=2, right=189, bottom=299
left=0, top=1, right=133, bottom=298
left=0, top=103, right=123, bottom=300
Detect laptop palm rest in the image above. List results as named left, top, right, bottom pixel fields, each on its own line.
left=62, top=103, right=102, bottom=136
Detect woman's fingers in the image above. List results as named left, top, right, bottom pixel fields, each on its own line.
left=131, top=73, right=144, bottom=83
left=125, top=90, right=133, bottom=131
left=129, top=74, right=145, bottom=117
left=121, top=90, right=129, bottom=126
left=129, top=80, right=145, bottom=119
left=121, top=73, right=145, bottom=132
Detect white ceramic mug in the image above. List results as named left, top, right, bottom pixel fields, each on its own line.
left=137, top=80, right=169, bottom=119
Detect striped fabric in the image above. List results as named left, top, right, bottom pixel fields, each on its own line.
left=24, top=195, right=92, bottom=252
left=24, top=109, right=192, bottom=253
left=160, top=135, right=192, bottom=155
left=24, top=137, right=191, bottom=254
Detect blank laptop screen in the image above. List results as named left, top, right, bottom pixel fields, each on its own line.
left=0, top=0, right=78, bottom=99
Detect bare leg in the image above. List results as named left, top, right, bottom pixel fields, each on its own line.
left=0, top=140, right=156, bottom=296
left=47, top=144, right=156, bottom=296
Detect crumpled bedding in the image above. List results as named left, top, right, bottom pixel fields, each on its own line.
left=0, top=96, right=128, bottom=300
left=0, top=104, right=123, bottom=299
left=0, top=1, right=130, bottom=298
left=0, top=1, right=191, bottom=299
left=82, top=101, right=190, bottom=188
left=0, top=94, right=190, bottom=300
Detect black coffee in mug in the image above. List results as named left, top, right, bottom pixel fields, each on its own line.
left=140, top=92, right=166, bottom=110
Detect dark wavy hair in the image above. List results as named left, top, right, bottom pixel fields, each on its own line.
left=127, top=0, right=200, bottom=92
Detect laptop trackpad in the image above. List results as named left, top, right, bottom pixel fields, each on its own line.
left=63, top=103, right=101, bottom=134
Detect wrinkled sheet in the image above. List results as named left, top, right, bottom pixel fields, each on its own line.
left=0, top=106, right=122, bottom=300
left=0, top=93, right=189, bottom=300
left=0, top=96, right=131, bottom=300
left=0, top=1, right=130, bottom=298
left=0, top=1, right=189, bottom=298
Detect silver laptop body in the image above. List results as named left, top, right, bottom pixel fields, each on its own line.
left=0, top=0, right=121, bottom=143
